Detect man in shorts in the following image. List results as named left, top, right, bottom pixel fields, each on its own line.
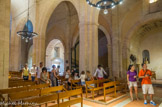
left=139, top=63, right=156, bottom=106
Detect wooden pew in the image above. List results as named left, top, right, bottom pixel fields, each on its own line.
left=0, top=84, right=50, bottom=101
left=23, top=93, right=58, bottom=107
left=50, top=89, right=83, bottom=107
left=41, top=85, right=67, bottom=96
left=8, top=90, right=41, bottom=102
left=71, top=79, right=83, bottom=90
left=115, top=81, right=126, bottom=92
left=98, top=79, right=110, bottom=85
left=85, top=79, right=110, bottom=99
left=103, top=81, right=116, bottom=102
left=9, top=71, right=22, bottom=79
left=9, top=81, right=35, bottom=87
left=27, top=83, right=50, bottom=90
left=85, top=80, right=98, bottom=99
left=22, top=89, right=83, bottom=107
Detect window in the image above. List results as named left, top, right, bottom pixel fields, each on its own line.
left=149, top=0, right=157, bottom=3
left=142, top=50, right=150, bottom=64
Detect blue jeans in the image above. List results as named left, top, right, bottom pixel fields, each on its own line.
left=31, top=76, right=35, bottom=82
left=23, top=76, right=29, bottom=80
left=81, top=82, right=85, bottom=86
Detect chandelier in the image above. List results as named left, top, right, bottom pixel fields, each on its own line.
left=86, top=0, right=123, bottom=14
left=17, top=0, right=38, bottom=42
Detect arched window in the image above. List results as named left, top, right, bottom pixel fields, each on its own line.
left=23, top=20, right=33, bottom=32
left=142, top=50, right=150, bottom=64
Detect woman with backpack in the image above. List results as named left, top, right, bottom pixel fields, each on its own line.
left=127, top=65, right=139, bottom=101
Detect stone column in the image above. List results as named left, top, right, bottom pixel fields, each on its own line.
left=79, top=22, right=98, bottom=74
left=107, top=44, right=113, bottom=77
left=0, top=0, right=10, bottom=89
left=111, top=7, right=121, bottom=78
left=33, top=35, right=45, bottom=66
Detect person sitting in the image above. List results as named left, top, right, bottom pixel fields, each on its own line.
left=74, top=72, right=79, bottom=80
left=40, top=67, right=50, bottom=84
left=65, top=68, right=71, bottom=80
left=67, top=75, right=74, bottom=90
left=86, top=71, right=94, bottom=81
left=22, top=64, right=29, bottom=80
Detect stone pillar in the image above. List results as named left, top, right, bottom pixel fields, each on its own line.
left=111, top=7, right=121, bottom=78
left=0, top=0, right=10, bottom=89
left=107, top=44, right=113, bottom=77
left=33, top=35, right=45, bottom=66
left=79, top=22, right=98, bottom=74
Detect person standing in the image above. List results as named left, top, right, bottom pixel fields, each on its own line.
left=127, top=65, right=138, bottom=101
left=56, top=66, right=60, bottom=86
left=94, top=65, right=107, bottom=80
left=37, top=62, right=43, bottom=84
left=22, top=64, right=29, bottom=80
left=139, top=63, right=156, bottom=106
left=80, top=71, right=86, bottom=86
left=50, top=65, right=56, bottom=86
left=30, top=64, right=37, bottom=82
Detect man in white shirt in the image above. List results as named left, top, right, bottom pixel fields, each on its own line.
left=94, top=65, right=107, bottom=80
left=37, top=62, right=43, bottom=84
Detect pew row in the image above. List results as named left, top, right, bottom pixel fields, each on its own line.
left=85, top=79, right=110, bottom=99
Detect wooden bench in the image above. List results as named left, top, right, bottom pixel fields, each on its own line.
left=0, top=84, right=50, bottom=101
left=103, top=81, right=116, bottom=102
left=50, top=89, right=83, bottom=107
left=0, top=84, right=50, bottom=95
left=115, top=81, right=126, bottom=92
left=9, top=71, right=22, bottom=79
left=23, top=93, right=58, bottom=107
left=71, top=79, right=83, bottom=90
left=41, top=85, right=67, bottom=96
left=9, top=81, right=35, bottom=87
left=8, top=90, right=41, bottom=102
left=22, top=89, right=83, bottom=107
left=85, top=79, right=110, bottom=99
left=8, top=85, right=65, bottom=102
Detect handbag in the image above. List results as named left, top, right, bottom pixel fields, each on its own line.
left=139, top=69, right=147, bottom=82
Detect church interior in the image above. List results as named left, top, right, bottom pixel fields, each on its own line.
left=0, top=0, right=162, bottom=107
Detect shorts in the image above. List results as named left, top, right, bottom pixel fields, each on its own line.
left=129, top=81, right=137, bottom=89
left=142, top=84, right=154, bottom=94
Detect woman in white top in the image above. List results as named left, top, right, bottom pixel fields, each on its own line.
left=80, top=71, right=86, bottom=86
left=30, top=64, right=37, bottom=82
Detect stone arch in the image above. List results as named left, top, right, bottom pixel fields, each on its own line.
left=123, top=17, right=162, bottom=54
left=98, top=25, right=112, bottom=77
left=36, top=0, right=80, bottom=37
left=122, top=18, right=162, bottom=75
left=46, top=39, right=65, bottom=74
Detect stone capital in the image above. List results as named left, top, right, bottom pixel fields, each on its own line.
left=79, top=22, right=99, bottom=26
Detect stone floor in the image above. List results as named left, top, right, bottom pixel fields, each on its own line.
left=29, top=82, right=162, bottom=107
left=74, top=84, right=162, bottom=107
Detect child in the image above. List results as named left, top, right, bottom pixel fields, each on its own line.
left=80, top=71, right=86, bottom=86
left=74, top=72, right=79, bottom=80
left=86, top=71, right=94, bottom=81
